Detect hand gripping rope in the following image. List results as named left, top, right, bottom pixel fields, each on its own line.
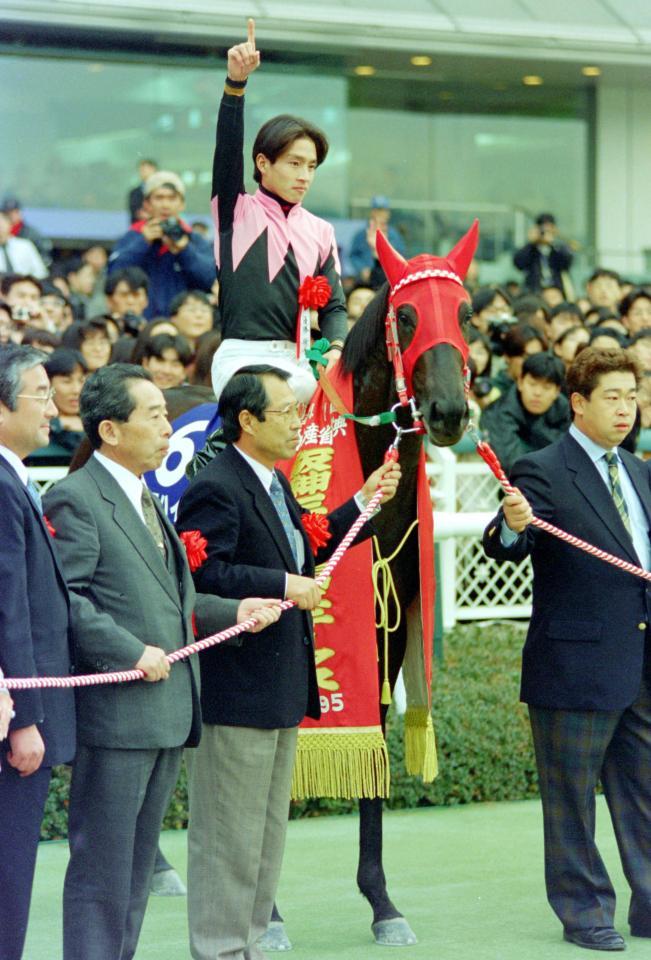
left=474, top=432, right=651, bottom=584
left=1, top=444, right=402, bottom=692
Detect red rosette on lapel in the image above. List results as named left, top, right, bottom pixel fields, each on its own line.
left=298, top=275, right=331, bottom=310
left=43, top=515, right=56, bottom=538
left=300, top=512, right=331, bottom=555
left=180, top=530, right=208, bottom=572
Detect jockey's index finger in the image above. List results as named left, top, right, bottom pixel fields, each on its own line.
left=247, top=17, right=256, bottom=48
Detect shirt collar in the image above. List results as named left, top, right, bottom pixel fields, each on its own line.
left=233, top=444, right=275, bottom=493
left=569, top=422, right=619, bottom=464
left=0, top=443, right=28, bottom=485
left=94, top=450, right=145, bottom=502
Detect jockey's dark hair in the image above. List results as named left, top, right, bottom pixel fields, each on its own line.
left=218, top=365, right=291, bottom=443
left=342, top=283, right=390, bottom=375
left=80, top=363, right=152, bottom=450
left=567, top=348, right=639, bottom=401
left=252, top=115, right=329, bottom=184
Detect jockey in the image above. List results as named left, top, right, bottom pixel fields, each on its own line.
left=209, top=18, right=348, bottom=403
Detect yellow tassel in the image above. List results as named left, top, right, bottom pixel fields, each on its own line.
left=404, top=707, right=438, bottom=782
left=380, top=678, right=392, bottom=705
left=291, top=729, right=390, bottom=800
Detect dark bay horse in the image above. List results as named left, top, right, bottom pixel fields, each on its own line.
left=268, top=221, right=479, bottom=949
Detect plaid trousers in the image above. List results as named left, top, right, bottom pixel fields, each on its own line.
left=529, top=672, right=651, bottom=933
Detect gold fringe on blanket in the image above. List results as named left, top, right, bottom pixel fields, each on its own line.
left=404, top=706, right=438, bottom=782
left=291, top=727, right=390, bottom=800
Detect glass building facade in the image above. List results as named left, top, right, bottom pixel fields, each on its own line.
left=0, top=48, right=591, bottom=273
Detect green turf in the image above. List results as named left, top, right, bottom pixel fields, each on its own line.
left=25, top=797, right=647, bottom=959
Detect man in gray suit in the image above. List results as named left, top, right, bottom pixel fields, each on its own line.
left=44, top=363, right=280, bottom=960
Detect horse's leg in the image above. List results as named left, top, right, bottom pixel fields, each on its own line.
left=357, top=617, right=418, bottom=945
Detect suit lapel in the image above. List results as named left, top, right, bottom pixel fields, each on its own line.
left=86, top=458, right=182, bottom=608
left=563, top=434, right=639, bottom=563
left=0, top=457, right=70, bottom=594
left=227, top=446, right=299, bottom=573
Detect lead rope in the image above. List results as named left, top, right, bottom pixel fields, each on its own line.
left=473, top=431, right=651, bottom=583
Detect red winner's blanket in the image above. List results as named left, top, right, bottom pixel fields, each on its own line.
left=281, top=366, right=437, bottom=800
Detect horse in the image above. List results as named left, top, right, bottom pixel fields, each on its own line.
left=266, top=220, right=479, bottom=949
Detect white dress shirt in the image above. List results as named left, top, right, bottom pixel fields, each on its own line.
left=94, top=451, right=148, bottom=524
left=501, top=425, right=651, bottom=570
left=0, top=442, right=29, bottom=486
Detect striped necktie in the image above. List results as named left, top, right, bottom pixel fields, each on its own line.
left=141, top=484, right=167, bottom=558
left=269, top=472, right=299, bottom=566
left=604, top=451, right=632, bottom=536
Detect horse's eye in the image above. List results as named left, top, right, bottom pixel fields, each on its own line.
left=397, top=309, right=413, bottom=327
left=458, top=301, right=473, bottom=326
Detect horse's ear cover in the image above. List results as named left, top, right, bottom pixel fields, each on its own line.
left=376, top=230, right=408, bottom=288
left=445, top=219, right=479, bottom=281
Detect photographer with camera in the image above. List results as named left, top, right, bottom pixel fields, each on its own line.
left=108, top=171, right=215, bottom=320
left=513, top=213, right=574, bottom=296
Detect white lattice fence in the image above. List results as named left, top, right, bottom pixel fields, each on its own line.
left=428, top=448, right=532, bottom=626
left=29, top=466, right=69, bottom=495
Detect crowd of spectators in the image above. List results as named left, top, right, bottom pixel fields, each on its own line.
left=2, top=187, right=651, bottom=474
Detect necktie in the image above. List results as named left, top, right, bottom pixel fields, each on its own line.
left=141, top=484, right=167, bottom=558
left=26, top=477, right=43, bottom=515
left=269, top=472, right=299, bottom=566
left=604, top=452, right=632, bottom=536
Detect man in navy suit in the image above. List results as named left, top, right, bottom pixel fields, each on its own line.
left=484, top=348, right=651, bottom=952
left=0, top=344, right=77, bottom=960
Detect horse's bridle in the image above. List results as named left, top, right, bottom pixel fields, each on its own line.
left=384, top=267, right=469, bottom=438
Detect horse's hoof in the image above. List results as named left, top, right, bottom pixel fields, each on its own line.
left=149, top=868, right=187, bottom=897
left=257, top=920, right=293, bottom=951
left=372, top=918, right=418, bottom=946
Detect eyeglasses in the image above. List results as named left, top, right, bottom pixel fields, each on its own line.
left=16, top=388, right=56, bottom=405
left=263, top=402, right=307, bottom=420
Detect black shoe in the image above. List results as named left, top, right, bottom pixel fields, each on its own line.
left=630, top=925, right=651, bottom=938
left=563, top=927, right=626, bottom=951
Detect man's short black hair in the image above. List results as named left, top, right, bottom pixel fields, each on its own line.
left=501, top=323, right=545, bottom=358
left=588, top=267, right=621, bottom=285
left=218, top=365, right=290, bottom=443
left=252, top=115, right=329, bottom=184
left=169, top=289, right=212, bottom=317
left=471, top=285, right=511, bottom=315
left=142, top=333, right=192, bottom=366
left=618, top=286, right=651, bottom=318
left=105, top=267, right=150, bottom=297
left=80, top=363, right=152, bottom=450
left=549, top=301, right=583, bottom=321
left=44, top=348, right=88, bottom=379
left=0, top=274, right=43, bottom=297
left=521, top=351, right=565, bottom=387
left=535, top=212, right=556, bottom=226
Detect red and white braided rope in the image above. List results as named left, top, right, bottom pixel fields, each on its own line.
left=1, top=488, right=384, bottom=691
left=476, top=440, right=651, bottom=583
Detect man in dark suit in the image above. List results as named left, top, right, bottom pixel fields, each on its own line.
left=44, top=363, right=280, bottom=960
left=483, top=347, right=651, bottom=952
left=176, top=364, right=401, bottom=960
left=0, top=344, right=76, bottom=960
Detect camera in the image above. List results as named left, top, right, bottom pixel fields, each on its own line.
left=11, top=306, right=32, bottom=325
left=122, top=312, right=146, bottom=336
left=159, top=217, right=186, bottom=243
left=472, top=377, right=493, bottom=400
